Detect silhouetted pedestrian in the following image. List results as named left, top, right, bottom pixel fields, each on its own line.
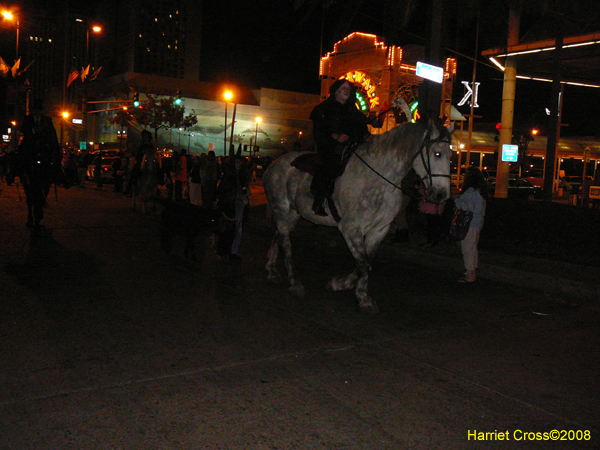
left=8, top=99, right=62, bottom=232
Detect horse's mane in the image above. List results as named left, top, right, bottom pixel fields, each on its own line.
left=366, top=120, right=449, bottom=162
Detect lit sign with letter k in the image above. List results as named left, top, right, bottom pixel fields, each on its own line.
left=457, top=81, right=480, bottom=108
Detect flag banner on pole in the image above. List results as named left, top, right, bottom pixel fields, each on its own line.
left=11, top=58, right=20, bottom=78
left=67, top=68, right=79, bottom=87
left=17, top=59, right=34, bottom=77
left=90, top=66, right=102, bottom=81
left=80, top=65, right=90, bottom=82
left=0, top=57, right=10, bottom=77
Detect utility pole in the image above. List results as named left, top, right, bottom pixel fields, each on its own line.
left=495, top=6, right=520, bottom=198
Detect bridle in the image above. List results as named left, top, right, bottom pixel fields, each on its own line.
left=354, top=125, right=451, bottom=198
left=410, top=128, right=452, bottom=189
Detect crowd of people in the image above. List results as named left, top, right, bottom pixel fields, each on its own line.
left=103, top=137, right=268, bottom=259
left=0, top=98, right=274, bottom=258
left=0, top=88, right=485, bottom=279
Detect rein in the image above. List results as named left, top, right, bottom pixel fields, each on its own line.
left=354, top=129, right=451, bottom=198
left=353, top=152, right=415, bottom=196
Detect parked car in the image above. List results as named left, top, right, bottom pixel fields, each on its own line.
left=486, top=177, right=543, bottom=200
left=524, top=176, right=544, bottom=188
left=87, top=152, right=119, bottom=182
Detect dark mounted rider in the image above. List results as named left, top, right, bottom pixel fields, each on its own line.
left=309, top=79, right=370, bottom=216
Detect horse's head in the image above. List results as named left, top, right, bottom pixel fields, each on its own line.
left=411, top=119, right=453, bottom=203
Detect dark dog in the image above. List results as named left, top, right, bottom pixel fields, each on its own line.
left=160, top=201, right=221, bottom=261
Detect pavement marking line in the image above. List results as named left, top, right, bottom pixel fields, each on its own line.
left=0, top=342, right=361, bottom=408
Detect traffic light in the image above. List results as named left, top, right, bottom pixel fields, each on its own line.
left=133, top=92, right=140, bottom=108
left=175, top=89, right=182, bottom=105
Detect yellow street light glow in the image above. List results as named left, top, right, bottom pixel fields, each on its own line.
left=256, top=117, right=262, bottom=124
left=224, top=91, right=233, bottom=101
left=91, top=25, right=102, bottom=33
left=62, top=111, right=70, bottom=119
left=2, top=10, right=14, bottom=20
left=531, top=129, right=539, bottom=136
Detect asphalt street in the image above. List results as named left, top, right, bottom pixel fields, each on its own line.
left=0, top=179, right=598, bottom=449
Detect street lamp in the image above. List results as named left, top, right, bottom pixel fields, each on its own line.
left=254, top=117, right=262, bottom=157
left=86, top=25, right=102, bottom=64
left=1, top=10, right=19, bottom=59
left=223, top=90, right=233, bottom=155
left=83, top=25, right=102, bottom=146
left=60, top=111, right=70, bottom=148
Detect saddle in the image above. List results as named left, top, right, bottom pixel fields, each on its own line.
left=289, top=141, right=359, bottom=177
left=290, top=153, right=321, bottom=177
left=290, top=146, right=359, bottom=223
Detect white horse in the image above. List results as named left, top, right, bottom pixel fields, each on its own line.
left=263, top=118, right=453, bottom=314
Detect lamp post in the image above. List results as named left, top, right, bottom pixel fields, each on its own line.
left=223, top=90, right=233, bottom=155
left=254, top=117, right=262, bottom=157
left=1, top=10, right=19, bottom=59
left=86, top=25, right=102, bottom=64
left=229, top=102, right=238, bottom=155
left=61, top=111, right=70, bottom=149
left=82, top=25, right=102, bottom=147
left=223, top=90, right=238, bottom=156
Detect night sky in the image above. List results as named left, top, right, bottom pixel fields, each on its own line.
left=198, top=1, right=600, bottom=137
left=4, top=0, right=600, bottom=137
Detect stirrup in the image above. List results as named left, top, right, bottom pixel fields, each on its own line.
left=313, top=204, right=327, bottom=216
left=312, top=198, right=327, bottom=216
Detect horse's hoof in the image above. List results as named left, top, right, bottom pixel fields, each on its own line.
left=326, top=278, right=342, bottom=291
left=327, top=277, right=353, bottom=292
left=267, top=274, right=281, bottom=284
left=359, top=301, right=379, bottom=315
left=289, top=284, right=305, bottom=298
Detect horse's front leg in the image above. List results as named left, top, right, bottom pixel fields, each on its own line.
left=328, top=228, right=377, bottom=313
left=336, top=223, right=390, bottom=314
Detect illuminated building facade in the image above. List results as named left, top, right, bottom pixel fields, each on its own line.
left=319, top=32, right=457, bottom=131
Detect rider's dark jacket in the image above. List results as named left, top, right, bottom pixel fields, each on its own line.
left=309, top=80, right=369, bottom=167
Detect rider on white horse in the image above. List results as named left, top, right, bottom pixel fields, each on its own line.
left=309, top=79, right=370, bottom=216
